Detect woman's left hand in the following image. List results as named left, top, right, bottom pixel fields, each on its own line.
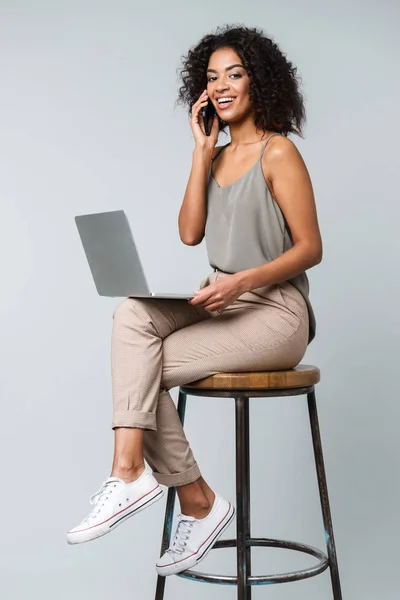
left=188, top=274, right=245, bottom=312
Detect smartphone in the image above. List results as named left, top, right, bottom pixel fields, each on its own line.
left=201, top=99, right=216, bottom=136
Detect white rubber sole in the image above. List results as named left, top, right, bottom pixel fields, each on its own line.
left=156, top=502, right=236, bottom=576
left=67, top=485, right=164, bottom=545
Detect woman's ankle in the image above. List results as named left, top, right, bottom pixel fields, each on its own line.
left=197, top=477, right=216, bottom=507
left=110, top=462, right=146, bottom=483
left=177, top=480, right=216, bottom=519
left=180, top=500, right=211, bottom=519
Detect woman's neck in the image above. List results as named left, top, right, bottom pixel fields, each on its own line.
left=228, top=122, right=274, bottom=148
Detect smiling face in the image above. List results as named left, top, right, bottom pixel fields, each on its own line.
left=206, top=47, right=253, bottom=124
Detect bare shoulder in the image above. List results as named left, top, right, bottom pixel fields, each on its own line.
left=264, top=134, right=303, bottom=161
left=262, top=134, right=308, bottom=182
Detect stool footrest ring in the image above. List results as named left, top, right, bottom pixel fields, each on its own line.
left=176, top=537, right=329, bottom=585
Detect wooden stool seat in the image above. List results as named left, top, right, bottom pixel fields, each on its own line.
left=184, top=364, right=320, bottom=390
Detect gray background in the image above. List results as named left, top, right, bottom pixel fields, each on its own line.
left=0, top=1, right=399, bottom=599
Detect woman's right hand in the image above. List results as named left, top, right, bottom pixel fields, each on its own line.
left=190, top=89, right=219, bottom=152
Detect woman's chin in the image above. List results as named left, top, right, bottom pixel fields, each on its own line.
left=217, top=111, right=235, bottom=123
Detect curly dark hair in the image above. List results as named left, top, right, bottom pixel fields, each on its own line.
left=176, top=24, right=306, bottom=138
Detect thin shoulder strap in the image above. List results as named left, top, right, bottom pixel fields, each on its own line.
left=259, top=132, right=283, bottom=159
left=211, top=142, right=231, bottom=162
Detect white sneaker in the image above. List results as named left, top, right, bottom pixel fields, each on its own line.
left=155, top=494, right=235, bottom=576
left=66, top=466, right=163, bottom=545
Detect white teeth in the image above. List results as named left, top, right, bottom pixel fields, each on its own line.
left=217, top=97, right=235, bottom=104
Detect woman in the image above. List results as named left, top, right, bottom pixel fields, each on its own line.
left=67, top=24, right=322, bottom=577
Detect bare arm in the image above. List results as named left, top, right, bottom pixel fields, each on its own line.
left=178, top=88, right=220, bottom=246
left=178, top=146, right=220, bottom=245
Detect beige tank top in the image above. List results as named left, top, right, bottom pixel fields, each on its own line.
left=204, top=132, right=316, bottom=344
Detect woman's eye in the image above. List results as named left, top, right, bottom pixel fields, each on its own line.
left=207, top=73, right=241, bottom=82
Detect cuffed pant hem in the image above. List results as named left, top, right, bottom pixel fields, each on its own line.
left=112, top=410, right=157, bottom=431
left=152, top=462, right=202, bottom=487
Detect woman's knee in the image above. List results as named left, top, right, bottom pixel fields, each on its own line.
left=113, top=297, right=132, bottom=320
left=112, top=297, right=149, bottom=324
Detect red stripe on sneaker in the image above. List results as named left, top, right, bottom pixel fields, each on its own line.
left=156, top=503, right=233, bottom=568
left=68, top=485, right=160, bottom=534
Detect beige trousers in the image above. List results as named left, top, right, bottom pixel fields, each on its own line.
left=111, top=269, right=309, bottom=487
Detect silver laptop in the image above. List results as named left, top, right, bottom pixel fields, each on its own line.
left=75, top=210, right=193, bottom=299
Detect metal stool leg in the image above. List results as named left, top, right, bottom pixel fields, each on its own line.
left=154, top=391, right=187, bottom=600
left=235, top=396, right=251, bottom=600
left=243, top=396, right=252, bottom=599
left=307, top=390, right=343, bottom=600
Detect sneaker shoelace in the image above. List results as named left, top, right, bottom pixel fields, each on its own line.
left=168, top=515, right=195, bottom=556
left=83, top=478, right=121, bottom=523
